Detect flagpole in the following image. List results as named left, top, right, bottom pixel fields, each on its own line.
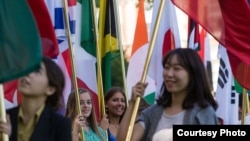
left=61, top=0, right=85, bottom=140
left=0, top=84, right=8, bottom=141
left=241, top=88, right=249, bottom=125
left=112, top=0, right=129, bottom=105
left=113, top=0, right=128, bottom=103
left=95, top=0, right=106, bottom=119
left=125, top=0, right=166, bottom=140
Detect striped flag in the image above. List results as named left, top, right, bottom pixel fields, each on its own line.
left=99, top=0, right=119, bottom=93
left=148, top=0, right=181, bottom=99
left=126, top=0, right=156, bottom=104
left=215, top=45, right=239, bottom=124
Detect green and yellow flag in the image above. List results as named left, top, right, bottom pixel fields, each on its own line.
left=99, top=0, right=118, bottom=93
left=0, top=0, right=42, bottom=83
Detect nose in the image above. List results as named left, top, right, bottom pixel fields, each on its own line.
left=81, top=102, right=89, bottom=108
left=117, top=100, right=125, bottom=106
left=164, top=68, right=174, bottom=77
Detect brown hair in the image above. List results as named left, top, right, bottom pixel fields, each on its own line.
left=65, top=88, right=105, bottom=141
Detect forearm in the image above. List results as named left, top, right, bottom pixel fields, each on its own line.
left=116, top=100, right=135, bottom=141
left=72, top=131, right=80, bottom=141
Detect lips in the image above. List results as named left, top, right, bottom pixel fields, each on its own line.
left=81, top=110, right=90, bottom=113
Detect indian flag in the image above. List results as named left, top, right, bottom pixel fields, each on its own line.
left=126, top=0, right=156, bottom=104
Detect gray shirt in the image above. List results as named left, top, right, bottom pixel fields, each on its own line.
left=136, top=104, right=219, bottom=141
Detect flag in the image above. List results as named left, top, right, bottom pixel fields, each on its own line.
left=148, top=0, right=181, bottom=98
left=126, top=0, right=156, bottom=104
left=76, top=0, right=99, bottom=118
left=0, top=0, right=42, bottom=83
left=99, top=0, right=119, bottom=93
left=47, top=0, right=99, bottom=117
left=215, top=45, right=239, bottom=124
left=27, top=0, right=59, bottom=58
left=201, top=29, right=214, bottom=91
left=188, top=24, right=214, bottom=91
left=47, top=0, right=77, bottom=114
left=1, top=0, right=52, bottom=109
left=171, top=0, right=250, bottom=89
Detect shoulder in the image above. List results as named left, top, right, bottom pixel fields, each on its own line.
left=43, top=106, right=71, bottom=127
left=143, top=104, right=163, bottom=114
left=192, top=104, right=219, bottom=124
left=137, top=104, right=163, bottom=123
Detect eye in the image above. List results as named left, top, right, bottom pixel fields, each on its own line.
left=112, top=98, right=118, bottom=102
left=121, top=99, right=125, bottom=103
left=87, top=100, right=92, bottom=105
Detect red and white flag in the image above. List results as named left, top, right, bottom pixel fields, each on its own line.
left=148, top=0, right=181, bottom=98
left=172, top=0, right=250, bottom=90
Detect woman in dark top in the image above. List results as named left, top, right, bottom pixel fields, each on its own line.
left=0, top=56, right=72, bottom=141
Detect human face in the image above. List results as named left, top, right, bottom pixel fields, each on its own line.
left=18, top=63, right=53, bottom=97
left=106, top=92, right=126, bottom=117
left=79, top=92, right=92, bottom=118
left=163, top=55, right=189, bottom=95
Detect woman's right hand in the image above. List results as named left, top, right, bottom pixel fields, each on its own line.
left=99, top=114, right=109, bottom=130
left=72, top=114, right=86, bottom=133
left=131, top=81, right=148, bottom=103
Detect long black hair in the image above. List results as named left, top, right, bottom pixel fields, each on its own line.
left=43, top=56, right=65, bottom=111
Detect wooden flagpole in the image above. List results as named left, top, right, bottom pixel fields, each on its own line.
left=241, top=88, right=249, bottom=124
left=125, top=0, right=166, bottom=140
left=61, top=0, right=85, bottom=140
left=91, top=0, right=109, bottom=139
left=96, top=0, right=106, bottom=119
left=112, top=0, right=129, bottom=105
left=0, top=84, right=8, bottom=141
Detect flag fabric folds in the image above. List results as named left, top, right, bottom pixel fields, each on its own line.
left=215, top=45, right=239, bottom=124
left=3, top=0, right=60, bottom=109
left=27, top=0, right=59, bottom=58
left=187, top=19, right=200, bottom=51
left=76, top=0, right=99, bottom=118
left=0, top=0, right=42, bottom=83
left=126, top=0, right=156, bottom=104
left=148, top=0, right=181, bottom=98
left=171, top=0, right=250, bottom=89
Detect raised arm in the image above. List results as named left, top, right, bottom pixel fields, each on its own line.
left=116, top=82, right=147, bottom=141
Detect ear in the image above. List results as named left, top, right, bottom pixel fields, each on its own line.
left=45, top=86, right=56, bottom=96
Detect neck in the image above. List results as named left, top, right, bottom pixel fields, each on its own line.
left=171, top=92, right=187, bottom=106
left=108, top=116, right=120, bottom=125
left=21, top=97, right=45, bottom=116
